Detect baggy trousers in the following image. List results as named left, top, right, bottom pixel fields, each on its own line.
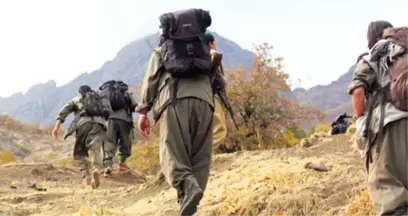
left=367, top=118, right=408, bottom=216
left=159, top=98, right=214, bottom=192
left=103, top=118, right=134, bottom=167
left=74, top=122, right=105, bottom=178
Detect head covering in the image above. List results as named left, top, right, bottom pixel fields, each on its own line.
left=367, top=20, right=393, bottom=49
left=205, top=32, right=215, bottom=44
left=78, top=85, right=91, bottom=94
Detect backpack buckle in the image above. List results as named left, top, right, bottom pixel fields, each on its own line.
left=186, top=43, right=194, bottom=55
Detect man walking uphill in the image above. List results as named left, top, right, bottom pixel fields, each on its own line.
left=99, top=80, right=138, bottom=177
left=52, top=85, right=111, bottom=189
left=136, top=8, right=214, bottom=216
left=348, top=20, right=408, bottom=216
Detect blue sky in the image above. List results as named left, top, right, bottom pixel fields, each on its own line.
left=0, top=0, right=406, bottom=97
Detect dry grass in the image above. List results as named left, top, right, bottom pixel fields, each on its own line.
left=55, top=157, right=76, bottom=168
left=313, top=123, right=331, bottom=133
left=0, top=114, right=65, bottom=135
left=78, top=205, right=125, bottom=216
left=127, top=139, right=160, bottom=176
left=0, top=151, right=17, bottom=164
left=203, top=135, right=369, bottom=216
left=339, top=189, right=375, bottom=216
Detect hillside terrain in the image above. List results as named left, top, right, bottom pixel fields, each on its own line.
left=0, top=131, right=373, bottom=216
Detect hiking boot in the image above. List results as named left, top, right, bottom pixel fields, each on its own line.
left=91, top=169, right=100, bottom=189
left=178, top=180, right=203, bottom=216
left=104, top=166, right=112, bottom=178
left=392, top=206, right=408, bottom=216
left=82, top=176, right=91, bottom=186
left=119, top=163, right=129, bottom=171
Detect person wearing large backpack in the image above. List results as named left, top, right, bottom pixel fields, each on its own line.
left=348, top=21, right=408, bottom=216
left=98, top=80, right=138, bottom=177
left=136, top=8, right=214, bottom=216
left=52, top=85, right=112, bottom=189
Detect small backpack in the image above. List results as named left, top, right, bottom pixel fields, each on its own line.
left=158, top=8, right=212, bottom=77
left=383, top=27, right=408, bottom=111
left=99, top=80, right=129, bottom=111
left=81, top=90, right=105, bottom=116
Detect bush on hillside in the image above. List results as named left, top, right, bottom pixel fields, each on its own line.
left=128, top=138, right=160, bottom=176
left=0, top=151, right=18, bottom=164
left=313, top=123, right=331, bottom=134
left=127, top=124, right=161, bottom=176
left=224, top=43, right=324, bottom=150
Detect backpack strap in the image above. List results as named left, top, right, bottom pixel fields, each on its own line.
left=363, top=85, right=390, bottom=172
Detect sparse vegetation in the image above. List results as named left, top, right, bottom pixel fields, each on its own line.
left=127, top=138, right=160, bottom=176
left=55, top=158, right=76, bottom=168
left=339, top=189, right=375, bottom=216
left=79, top=205, right=125, bottom=216
left=224, top=43, right=323, bottom=150
left=313, top=123, right=332, bottom=134
left=0, top=114, right=65, bottom=136
left=0, top=151, right=17, bottom=164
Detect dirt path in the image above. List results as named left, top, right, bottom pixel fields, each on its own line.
left=0, top=134, right=368, bottom=216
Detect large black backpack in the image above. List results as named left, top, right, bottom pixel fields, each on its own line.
left=158, top=8, right=212, bottom=77
left=99, top=80, right=129, bottom=111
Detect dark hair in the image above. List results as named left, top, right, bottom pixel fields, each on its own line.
left=205, top=32, right=215, bottom=45
left=78, top=85, right=91, bottom=94
left=367, top=20, right=393, bottom=49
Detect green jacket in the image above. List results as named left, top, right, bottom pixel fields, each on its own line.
left=57, top=95, right=108, bottom=139
left=347, top=54, right=408, bottom=134
left=136, top=47, right=214, bottom=123
left=109, top=92, right=138, bottom=123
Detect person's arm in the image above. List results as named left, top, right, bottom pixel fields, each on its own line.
left=56, top=99, right=77, bottom=124
left=126, top=92, right=138, bottom=112
left=53, top=98, right=77, bottom=137
left=135, top=50, right=162, bottom=115
left=347, top=60, right=376, bottom=119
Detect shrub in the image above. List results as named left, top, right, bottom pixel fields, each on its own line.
left=0, top=151, right=18, bottom=164
left=313, top=123, right=331, bottom=134
left=225, top=43, right=323, bottom=150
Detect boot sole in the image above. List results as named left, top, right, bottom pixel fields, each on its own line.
left=91, top=170, right=100, bottom=189
left=179, top=190, right=203, bottom=216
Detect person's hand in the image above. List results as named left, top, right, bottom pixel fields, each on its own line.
left=52, top=127, right=59, bottom=140
left=138, top=115, right=150, bottom=138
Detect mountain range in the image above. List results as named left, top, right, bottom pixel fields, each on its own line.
left=0, top=32, right=354, bottom=126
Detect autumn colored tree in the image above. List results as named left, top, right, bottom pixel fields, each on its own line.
left=225, top=43, right=324, bottom=150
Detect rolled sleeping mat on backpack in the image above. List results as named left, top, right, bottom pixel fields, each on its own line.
left=159, top=8, right=212, bottom=38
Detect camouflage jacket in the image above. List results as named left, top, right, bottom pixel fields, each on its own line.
left=57, top=95, right=107, bottom=139
left=109, top=92, right=138, bottom=123
left=136, top=47, right=214, bottom=123
left=347, top=48, right=408, bottom=134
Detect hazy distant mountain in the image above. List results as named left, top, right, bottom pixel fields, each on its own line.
left=0, top=32, right=255, bottom=126
left=292, top=64, right=356, bottom=122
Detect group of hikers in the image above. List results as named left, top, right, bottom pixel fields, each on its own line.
left=51, top=8, right=233, bottom=216
left=49, top=8, right=407, bottom=216
left=52, top=81, right=138, bottom=188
